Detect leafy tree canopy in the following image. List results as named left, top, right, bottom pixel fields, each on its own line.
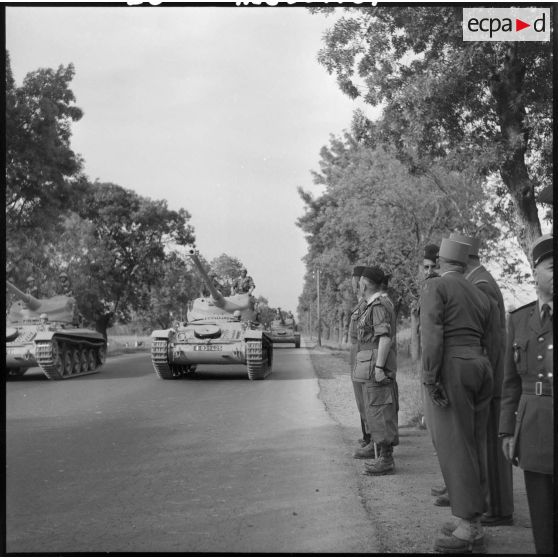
left=311, top=6, right=552, bottom=255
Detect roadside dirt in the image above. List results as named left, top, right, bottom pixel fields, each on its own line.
left=309, top=343, right=536, bottom=555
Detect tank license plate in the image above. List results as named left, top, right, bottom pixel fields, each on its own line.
left=193, top=345, right=222, bottom=351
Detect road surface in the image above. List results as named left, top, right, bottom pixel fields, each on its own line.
left=6, top=346, right=378, bottom=554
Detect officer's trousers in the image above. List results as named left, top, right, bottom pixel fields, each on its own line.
left=485, top=396, right=514, bottom=517
left=363, top=381, right=398, bottom=446
left=350, top=344, right=369, bottom=435
left=426, top=347, right=493, bottom=519
left=524, top=470, right=554, bottom=555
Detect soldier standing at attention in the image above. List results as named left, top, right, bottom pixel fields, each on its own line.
left=449, top=232, right=514, bottom=526
left=352, top=266, right=398, bottom=475
left=348, top=265, right=370, bottom=449
left=420, top=238, right=495, bottom=553
left=232, top=268, right=255, bottom=296
left=499, top=234, right=553, bottom=555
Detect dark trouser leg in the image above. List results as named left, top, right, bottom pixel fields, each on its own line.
left=429, top=354, right=493, bottom=520
left=485, top=396, right=514, bottom=517
left=524, top=470, right=554, bottom=555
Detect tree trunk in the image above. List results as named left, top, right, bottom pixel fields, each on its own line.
left=490, top=45, right=542, bottom=259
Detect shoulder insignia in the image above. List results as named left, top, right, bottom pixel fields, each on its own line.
left=509, top=300, right=537, bottom=314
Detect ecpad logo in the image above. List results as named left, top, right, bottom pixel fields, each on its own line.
left=463, top=8, right=550, bottom=42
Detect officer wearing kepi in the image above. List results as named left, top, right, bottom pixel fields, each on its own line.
left=499, top=233, right=554, bottom=555
left=450, top=232, right=514, bottom=526
left=420, top=238, right=496, bottom=553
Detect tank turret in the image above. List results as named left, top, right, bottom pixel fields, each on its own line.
left=187, top=250, right=256, bottom=321
left=6, top=281, right=76, bottom=324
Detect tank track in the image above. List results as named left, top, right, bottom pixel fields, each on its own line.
left=35, top=337, right=106, bottom=381
left=151, top=338, right=196, bottom=379
left=151, top=338, right=174, bottom=379
left=246, top=338, right=273, bottom=380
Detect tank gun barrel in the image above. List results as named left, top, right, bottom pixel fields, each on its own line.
left=6, top=281, right=41, bottom=311
left=187, top=249, right=226, bottom=308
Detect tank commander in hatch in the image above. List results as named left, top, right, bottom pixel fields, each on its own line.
left=232, top=268, right=255, bottom=296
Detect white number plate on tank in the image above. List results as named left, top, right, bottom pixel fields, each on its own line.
left=193, top=345, right=222, bottom=351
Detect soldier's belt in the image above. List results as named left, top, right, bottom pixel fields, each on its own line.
left=522, top=382, right=552, bottom=397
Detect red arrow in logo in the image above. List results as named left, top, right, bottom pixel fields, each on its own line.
left=516, top=18, right=530, bottom=31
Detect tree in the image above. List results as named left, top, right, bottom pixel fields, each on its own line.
left=53, top=181, right=196, bottom=338
left=312, top=6, right=552, bottom=257
left=6, top=51, right=84, bottom=233
left=296, top=133, right=499, bottom=344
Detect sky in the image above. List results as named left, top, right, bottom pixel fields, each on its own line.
left=6, top=4, right=377, bottom=314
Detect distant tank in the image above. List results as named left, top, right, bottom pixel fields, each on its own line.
left=266, top=309, right=301, bottom=348
left=150, top=250, right=273, bottom=380
left=5, top=281, right=106, bottom=380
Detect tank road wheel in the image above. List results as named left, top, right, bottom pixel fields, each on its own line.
left=61, top=347, right=73, bottom=378
left=246, top=340, right=272, bottom=380
left=87, top=349, right=97, bottom=371
left=79, top=348, right=89, bottom=373
left=72, top=349, right=82, bottom=375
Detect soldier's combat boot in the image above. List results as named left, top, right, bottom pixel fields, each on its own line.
left=353, top=442, right=377, bottom=459
left=434, top=518, right=485, bottom=554
left=363, top=443, right=395, bottom=475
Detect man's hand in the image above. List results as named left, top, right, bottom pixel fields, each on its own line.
left=424, top=383, right=449, bottom=407
left=501, top=436, right=516, bottom=464
left=374, top=366, right=387, bottom=383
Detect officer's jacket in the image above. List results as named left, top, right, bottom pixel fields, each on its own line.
left=466, top=265, right=506, bottom=392
left=356, top=293, right=397, bottom=374
left=420, top=271, right=495, bottom=385
left=499, top=301, right=553, bottom=474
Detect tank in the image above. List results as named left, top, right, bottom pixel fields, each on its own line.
left=266, top=309, right=301, bottom=348
left=5, top=281, right=107, bottom=380
left=150, top=250, right=273, bottom=380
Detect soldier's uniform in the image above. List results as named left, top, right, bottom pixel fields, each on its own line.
left=353, top=267, right=398, bottom=472
left=421, top=239, right=495, bottom=551
left=450, top=233, right=514, bottom=523
left=499, top=234, right=553, bottom=555
left=233, top=273, right=255, bottom=294
left=348, top=268, right=370, bottom=445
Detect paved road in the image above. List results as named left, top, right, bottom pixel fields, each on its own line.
left=6, top=346, right=378, bottom=554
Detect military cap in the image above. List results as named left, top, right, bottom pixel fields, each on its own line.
left=439, top=238, right=470, bottom=265
left=423, top=244, right=439, bottom=262
left=361, top=266, right=385, bottom=285
left=449, top=232, right=480, bottom=256
left=352, top=265, right=365, bottom=277
left=26, top=276, right=35, bottom=283
left=59, top=272, right=69, bottom=278
left=532, top=233, right=553, bottom=267
left=537, top=184, right=553, bottom=205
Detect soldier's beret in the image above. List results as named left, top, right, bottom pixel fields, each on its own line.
left=532, top=234, right=553, bottom=267
left=352, top=265, right=365, bottom=277
left=361, top=266, right=385, bottom=285
left=537, top=185, right=553, bottom=205
left=439, top=238, right=470, bottom=265
left=423, top=244, right=439, bottom=262
left=449, top=232, right=480, bottom=256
